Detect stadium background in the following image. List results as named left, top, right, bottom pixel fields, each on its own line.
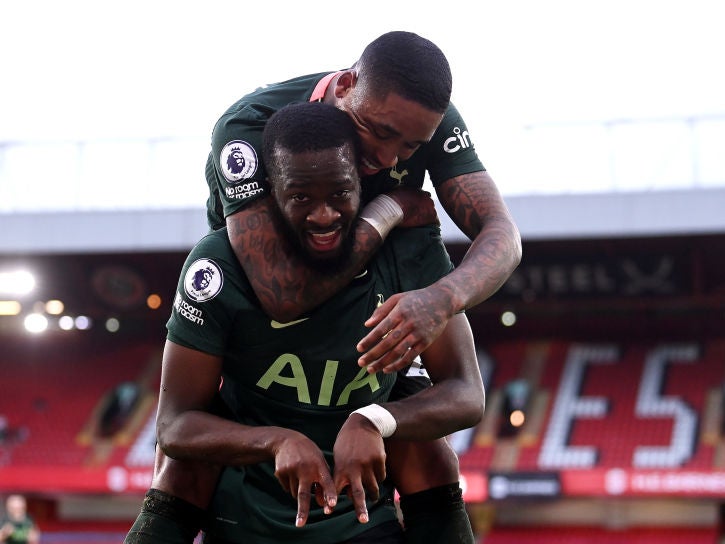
left=2, top=1, right=724, bottom=542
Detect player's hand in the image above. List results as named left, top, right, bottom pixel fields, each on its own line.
left=1, top=522, right=14, bottom=538
left=273, top=430, right=338, bottom=527
left=333, top=414, right=387, bottom=524
left=357, top=286, right=454, bottom=373
left=387, top=187, right=439, bottom=228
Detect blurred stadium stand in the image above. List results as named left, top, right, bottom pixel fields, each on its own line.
left=2, top=115, right=725, bottom=542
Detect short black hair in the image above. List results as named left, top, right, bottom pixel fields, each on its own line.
left=263, top=102, right=360, bottom=181
left=355, top=31, right=452, bottom=114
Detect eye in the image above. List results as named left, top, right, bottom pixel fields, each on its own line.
left=349, top=111, right=368, bottom=131
left=333, top=189, right=352, bottom=199
left=290, top=193, right=309, bottom=202
left=351, top=110, right=390, bottom=139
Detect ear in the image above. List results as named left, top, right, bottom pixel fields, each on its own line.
left=333, top=69, right=357, bottom=99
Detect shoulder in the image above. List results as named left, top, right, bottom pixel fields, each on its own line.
left=423, top=101, right=485, bottom=184
left=169, top=230, right=256, bottom=349
left=217, top=72, right=331, bottom=125
left=431, top=102, right=473, bottom=153
left=188, top=228, right=235, bottom=263
left=210, top=72, right=332, bottom=183
left=378, top=225, right=453, bottom=289
left=182, top=229, right=244, bottom=292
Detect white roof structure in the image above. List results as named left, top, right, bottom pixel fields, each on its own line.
left=3, top=186, right=725, bottom=254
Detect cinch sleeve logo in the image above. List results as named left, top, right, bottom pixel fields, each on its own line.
left=183, top=259, right=224, bottom=302
left=220, top=140, right=258, bottom=182
left=443, top=127, right=473, bottom=154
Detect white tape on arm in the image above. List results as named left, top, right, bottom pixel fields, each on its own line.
left=350, top=404, right=398, bottom=438
left=359, top=194, right=403, bottom=239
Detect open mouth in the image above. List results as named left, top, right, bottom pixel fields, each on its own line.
left=307, top=228, right=342, bottom=253
left=360, top=156, right=381, bottom=176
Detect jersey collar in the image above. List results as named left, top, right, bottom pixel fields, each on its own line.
left=309, top=71, right=342, bottom=103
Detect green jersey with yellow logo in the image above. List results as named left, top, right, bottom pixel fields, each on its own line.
left=166, top=225, right=453, bottom=543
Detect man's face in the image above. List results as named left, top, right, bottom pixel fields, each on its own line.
left=6, top=495, right=26, bottom=520
left=272, top=144, right=361, bottom=271
left=340, top=83, right=444, bottom=177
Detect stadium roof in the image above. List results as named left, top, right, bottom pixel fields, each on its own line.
left=3, top=187, right=725, bottom=254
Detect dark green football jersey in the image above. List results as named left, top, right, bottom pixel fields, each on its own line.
left=205, top=72, right=485, bottom=229
left=0, top=516, right=36, bottom=544
left=166, top=225, right=454, bottom=543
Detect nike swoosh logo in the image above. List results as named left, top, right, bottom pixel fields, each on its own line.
left=270, top=318, right=310, bottom=329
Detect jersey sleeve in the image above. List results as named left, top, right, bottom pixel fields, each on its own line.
left=425, top=102, right=485, bottom=187
left=384, top=225, right=454, bottom=292
left=205, top=73, right=327, bottom=227
left=207, top=103, right=272, bottom=221
left=166, top=231, right=240, bottom=356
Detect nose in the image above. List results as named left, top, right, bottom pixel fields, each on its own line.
left=372, top=145, right=399, bottom=169
left=307, top=202, right=340, bottom=227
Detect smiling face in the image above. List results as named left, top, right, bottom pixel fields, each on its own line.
left=335, top=75, right=445, bottom=177
left=271, top=143, right=361, bottom=271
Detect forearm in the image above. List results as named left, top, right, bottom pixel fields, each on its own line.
left=344, top=378, right=482, bottom=443
left=157, top=409, right=289, bottom=467
left=353, top=313, right=484, bottom=438
left=227, top=198, right=383, bottom=322
left=436, top=218, right=521, bottom=312
left=381, top=379, right=484, bottom=441
left=436, top=171, right=522, bottom=313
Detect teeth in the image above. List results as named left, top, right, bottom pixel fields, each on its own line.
left=310, top=231, right=339, bottom=245
left=362, top=157, right=378, bottom=170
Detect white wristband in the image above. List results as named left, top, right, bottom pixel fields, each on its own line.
left=359, top=194, right=403, bottom=239
left=350, top=404, right=398, bottom=438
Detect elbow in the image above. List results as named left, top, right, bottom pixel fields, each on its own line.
left=470, top=394, right=486, bottom=429
left=156, top=432, right=176, bottom=459
left=460, top=383, right=486, bottom=430
left=156, top=421, right=186, bottom=460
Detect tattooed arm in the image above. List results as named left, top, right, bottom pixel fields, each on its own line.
left=357, top=170, right=522, bottom=372
left=226, top=187, right=438, bottom=323
left=435, top=170, right=522, bottom=308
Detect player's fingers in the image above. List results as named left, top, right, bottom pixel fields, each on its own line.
left=312, top=482, right=325, bottom=507
left=359, top=331, right=421, bottom=373
left=370, top=339, right=423, bottom=374
left=316, top=473, right=338, bottom=514
left=346, top=484, right=369, bottom=524
left=295, top=482, right=313, bottom=527
left=357, top=316, right=398, bottom=355
left=357, top=322, right=405, bottom=365
left=362, top=474, right=381, bottom=502
left=365, top=295, right=400, bottom=334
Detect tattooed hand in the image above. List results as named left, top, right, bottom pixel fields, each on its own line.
left=356, top=285, right=455, bottom=373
